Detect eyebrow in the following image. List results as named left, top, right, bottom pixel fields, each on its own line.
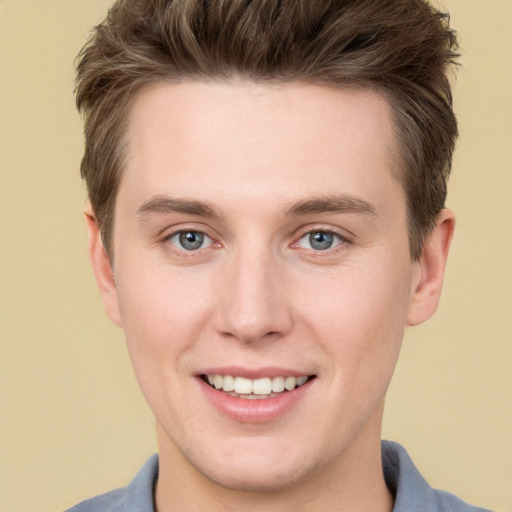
left=135, top=193, right=376, bottom=220
left=136, top=195, right=223, bottom=220
left=285, top=194, right=377, bottom=217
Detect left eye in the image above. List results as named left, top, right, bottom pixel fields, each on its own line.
left=298, top=231, right=343, bottom=251
left=168, top=230, right=212, bottom=251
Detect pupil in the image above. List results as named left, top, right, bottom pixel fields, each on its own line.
left=180, top=231, right=203, bottom=250
left=310, top=232, right=333, bottom=250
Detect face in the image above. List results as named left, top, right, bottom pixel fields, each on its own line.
left=88, top=81, right=451, bottom=493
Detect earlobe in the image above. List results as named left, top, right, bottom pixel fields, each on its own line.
left=407, top=209, right=455, bottom=327
left=84, top=205, right=123, bottom=327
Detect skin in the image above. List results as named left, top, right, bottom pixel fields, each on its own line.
left=86, top=81, right=454, bottom=512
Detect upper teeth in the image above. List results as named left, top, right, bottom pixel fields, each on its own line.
left=206, top=375, right=309, bottom=395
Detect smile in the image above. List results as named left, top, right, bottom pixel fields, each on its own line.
left=203, top=374, right=311, bottom=399
left=198, top=371, right=315, bottom=422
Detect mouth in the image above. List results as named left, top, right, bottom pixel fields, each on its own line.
left=201, top=374, right=314, bottom=399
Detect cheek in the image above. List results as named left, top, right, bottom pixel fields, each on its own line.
left=112, top=265, right=215, bottom=424
left=298, top=262, right=411, bottom=380
left=114, top=262, right=215, bottom=370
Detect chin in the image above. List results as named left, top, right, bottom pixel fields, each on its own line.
left=182, top=434, right=332, bottom=494
left=199, top=458, right=315, bottom=493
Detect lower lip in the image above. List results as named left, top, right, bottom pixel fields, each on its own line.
left=198, top=378, right=313, bottom=423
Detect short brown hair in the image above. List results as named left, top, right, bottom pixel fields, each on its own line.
left=75, top=0, right=459, bottom=259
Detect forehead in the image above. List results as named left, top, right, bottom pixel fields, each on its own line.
left=121, top=81, right=401, bottom=210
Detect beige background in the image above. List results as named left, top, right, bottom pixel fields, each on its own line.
left=0, top=1, right=510, bottom=511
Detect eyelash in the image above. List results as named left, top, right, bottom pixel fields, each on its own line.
left=162, top=228, right=217, bottom=258
left=161, top=227, right=351, bottom=257
left=292, top=228, right=350, bottom=254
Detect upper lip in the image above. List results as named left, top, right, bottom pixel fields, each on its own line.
left=197, top=366, right=314, bottom=379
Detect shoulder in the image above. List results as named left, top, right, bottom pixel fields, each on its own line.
left=382, top=441, right=494, bottom=512
left=66, top=454, right=159, bottom=512
left=431, top=489, right=494, bottom=512
left=66, top=487, right=127, bottom=512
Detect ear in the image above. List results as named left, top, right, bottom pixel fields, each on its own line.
left=407, top=209, right=455, bottom=326
left=84, top=204, right=123, bottom=327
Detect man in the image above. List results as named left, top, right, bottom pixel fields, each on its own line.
left=68, top=0, right=492, bottom=511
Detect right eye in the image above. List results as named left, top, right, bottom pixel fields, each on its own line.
left=167, top=230, right=213, bottom=251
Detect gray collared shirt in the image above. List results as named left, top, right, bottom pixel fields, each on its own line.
left=67, top=441, right=494, bottom=511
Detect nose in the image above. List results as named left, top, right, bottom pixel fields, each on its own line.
left=214, top=246, right=293, bottom=344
